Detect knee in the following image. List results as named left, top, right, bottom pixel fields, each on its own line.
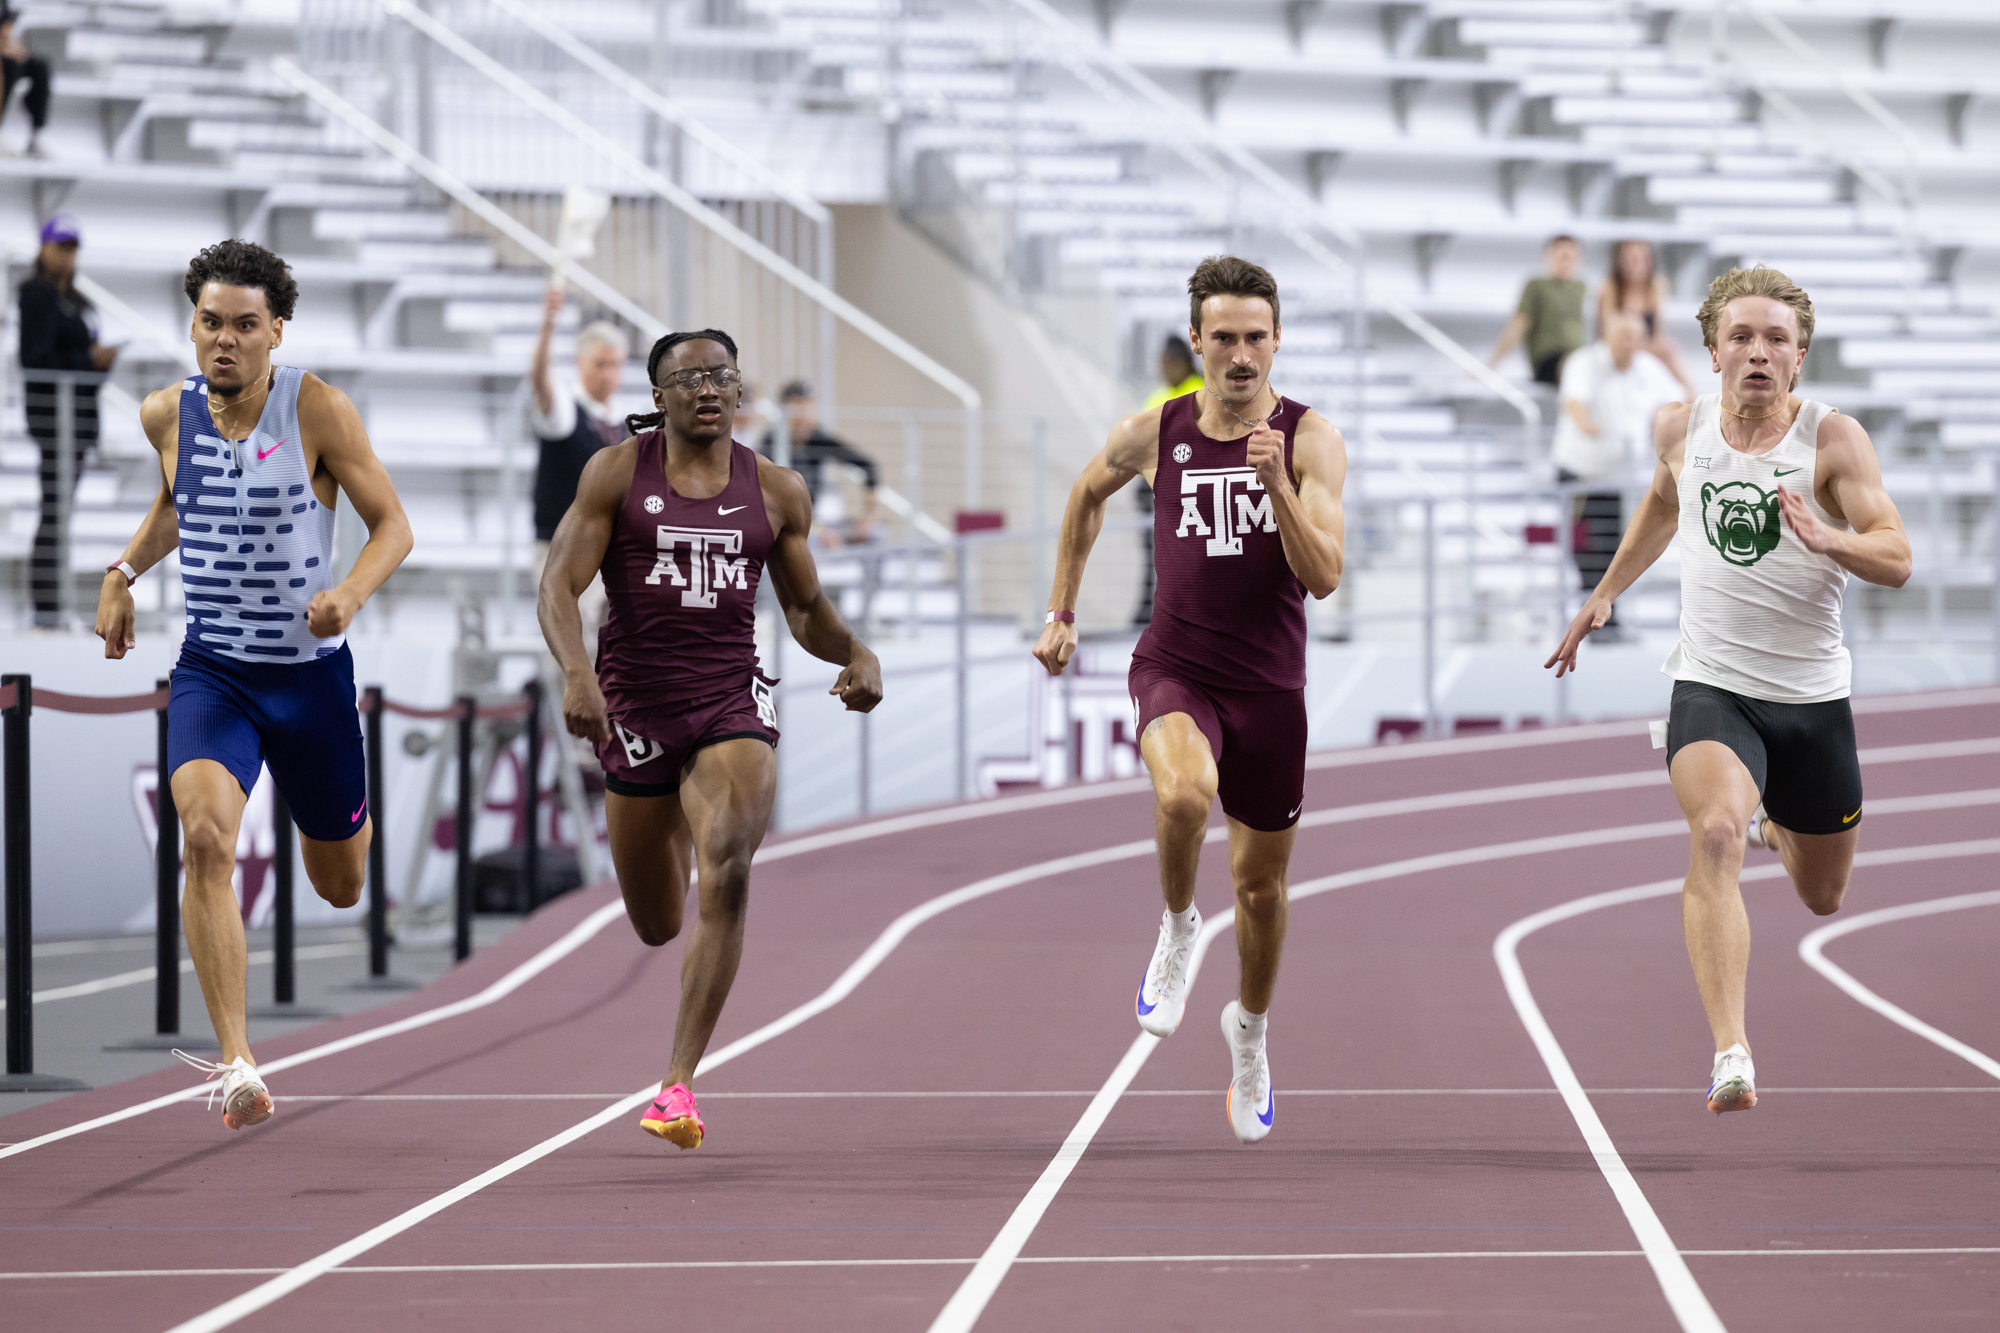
left=1694, top=812, right=1747, bottom=866
left=179, top=816, right=236, bottom=874
left=696, top=852, right=752, bottom=918
left=1796, top=876, right=1848, bottom=917
left=630, top=913, right=682, bottom=948
left=312, top=868, right=363, bottom=912
left=1234, top=875, right=1284, bottom=920
left=1153, top=775, right=1213, bottom=831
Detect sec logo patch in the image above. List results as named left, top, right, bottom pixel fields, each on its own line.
left=643, top=495, right=665, bottom=514
left=1172, top=443, right=1192, bottom=464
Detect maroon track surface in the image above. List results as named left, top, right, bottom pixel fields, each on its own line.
left=4, top=691, right=1998, bottom=1332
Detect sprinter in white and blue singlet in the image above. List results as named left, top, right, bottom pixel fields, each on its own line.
left=1546, top=266, right=1911, bottom=1117
left=94, top=241, right=413, bottom=1132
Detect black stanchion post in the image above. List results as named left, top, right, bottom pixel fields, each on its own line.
left=454, top=696, right=475, bottom=962
left=364, top=685, right=387, bottom=979
left=522, top=679, right=541, bottom=914
left=4, top=675, right=31, bottom=1075
left=272, top=786, right=295, bottom=1004
left=154, top=677, right=179, bottom=1037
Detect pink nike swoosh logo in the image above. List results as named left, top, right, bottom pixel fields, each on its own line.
left=257, top=437, right=288, bottom=461
left=351, top=803, right=365, bottom=823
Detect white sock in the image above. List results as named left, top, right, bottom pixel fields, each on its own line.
left=1167, top=905, right=1199, bottom=934
left=1717, top=1042, right=1749, bottom=1060
left=1235, top=1004, right=1267, bottom=1045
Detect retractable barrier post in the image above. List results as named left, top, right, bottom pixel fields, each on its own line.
left=154, top=678, right=179, bottom=1036
left=522, top=679, right=541, bottom=914
left=4, top=675, right=31, bottom=1075
left=272, top=787, right=295, bottom=1004
left=454, top=696, right=474, bottom=962
left=364, top=685, right=388, bottom=979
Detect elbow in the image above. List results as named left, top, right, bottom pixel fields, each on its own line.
left=1307, top=571, right=1342, bottom=601
left=1886, top=559, right=1912, bottom=590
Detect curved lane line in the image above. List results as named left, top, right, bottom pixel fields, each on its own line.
left=933, top=811, right=2000, bottom=1333
left=1799, top=891, right=2000, bottom=1082
left=1495, top=837, right=2000, bottom=1333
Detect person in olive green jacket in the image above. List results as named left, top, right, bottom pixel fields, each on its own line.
left=1489, top=234, right=1585, bottom=387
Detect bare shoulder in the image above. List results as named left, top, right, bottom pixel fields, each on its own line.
left=296, top=370, right=361, bottom=425
left=1815, top=407, right=1872, bottom=452
left=1105, top=405, right=1163, bottom=473
left=1654, top=400, right=1692, bottom=460
left=1291, top=407, right=1346, bottom=477
left=139, top=382, right=182, bottom=448
left=754, top=449, right=813, bottom=523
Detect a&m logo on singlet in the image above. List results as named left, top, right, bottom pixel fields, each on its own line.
left=1173, top=465, right=1276, bottom=557
left=645, top=525, right=751, bottom=608
left=1700, top=481, right=1782, bottom=567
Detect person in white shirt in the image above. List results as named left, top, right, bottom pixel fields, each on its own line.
left=1551, top=312, right=1685, bottom=633
left=528, top=288, right=629, bottom=572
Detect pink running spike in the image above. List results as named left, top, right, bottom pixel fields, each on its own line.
left=639, top=1083, right=704, bottom=1150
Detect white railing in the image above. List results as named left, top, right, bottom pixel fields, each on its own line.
left=370, top=0, right=987, bottom=506
left=993, top=0, right=1541, bottom=436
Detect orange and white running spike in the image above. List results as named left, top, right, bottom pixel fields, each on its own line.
left=172, top=1050, right=274, bottom=1130
left=1706, top=1043, right=1757, bottom=1114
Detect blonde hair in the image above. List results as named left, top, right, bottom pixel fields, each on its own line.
left=575, top=320, right=630, bottom=360
left=1696, top=266, right=1814, bottom=352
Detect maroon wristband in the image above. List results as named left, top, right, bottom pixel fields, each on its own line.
left=1045, top=610, right=1074, bottom=625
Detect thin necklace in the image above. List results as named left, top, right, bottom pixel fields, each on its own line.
left=1208, top=384, right=1274, bottom=433
left=1721, top=397, right=1792, bottom=421
left=210, top=373, right=272, bottom=439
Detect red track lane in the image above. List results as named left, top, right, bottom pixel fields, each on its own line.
left=1, top=695, right=1996, bottom=1332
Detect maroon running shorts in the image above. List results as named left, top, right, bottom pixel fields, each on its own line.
left=596, top=672, right=780, bottom=797
left=1128, top=658, right=1306, bottom=832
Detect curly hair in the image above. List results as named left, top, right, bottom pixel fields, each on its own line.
left=625, top=328, right=741, bottom=435
left=183, top=239, right=299, bottom=320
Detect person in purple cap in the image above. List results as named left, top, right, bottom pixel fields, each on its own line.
left=18, top=213, right=116, bottom=624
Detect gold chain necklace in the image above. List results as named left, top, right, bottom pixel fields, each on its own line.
left=209, top=374, right=272, bottom=439
left=1206, top=384, right=1274, bottom=434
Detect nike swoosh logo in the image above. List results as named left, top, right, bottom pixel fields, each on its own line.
left=351, top=802, right=366, bottom=824
left=1258, top=1088, right=1274, bottom=1127
left=257, top=437, right=288, bottom=461
left=1287, top=802, right=1303, bottom=820
left=718, top=505, right=747, bottom=515
left=1773, top=467, right=1800, bottom=477
left=1843, top=806, right=1862, bottom=824
left=1136, top=970, right=1157, bottom=1016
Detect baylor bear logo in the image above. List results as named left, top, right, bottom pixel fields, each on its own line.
left=1701, top=481, right=1782, bottom=567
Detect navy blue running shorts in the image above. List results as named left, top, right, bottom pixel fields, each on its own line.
left=168, top=639, right=369, bottom=842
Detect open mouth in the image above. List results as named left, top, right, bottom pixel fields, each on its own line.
left=693, top=405, right=723, bottom=423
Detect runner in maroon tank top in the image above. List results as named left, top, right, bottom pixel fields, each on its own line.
left=539, top=328, right=882, bottom=1150
left=1033, top=257, right=1347, bottom=1144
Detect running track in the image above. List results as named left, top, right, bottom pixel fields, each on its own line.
left=4, top=689, right=1998, bottom=1331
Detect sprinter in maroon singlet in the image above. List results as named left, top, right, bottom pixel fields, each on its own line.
left=540, top=328, right=882, bottom=1150
left=1034, top=257, right=1346, bottom=1144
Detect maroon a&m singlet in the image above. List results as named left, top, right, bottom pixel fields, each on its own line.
left=1132, top=393, right=1308, bottom=692
left=595, top=433, right=775, bottom=711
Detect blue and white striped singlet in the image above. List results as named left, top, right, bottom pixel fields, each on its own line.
left=174, top=366, right=341, bottom=660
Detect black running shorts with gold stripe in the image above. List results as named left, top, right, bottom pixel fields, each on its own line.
left=1665, top=680, right=1864, bottom=836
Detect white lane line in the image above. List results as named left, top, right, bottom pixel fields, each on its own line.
left=1495, top=837, right=2000, bottom=1333
left=1, top=944, right=367, bottom=1011
left=158, top=840, right=1156, bottom=1333
left=927, top=1032, right=1158, bottom=1331
left=0, top=903, right=631, bottom=1162
left=13, top=1246, right=2000, bottom=1282
left=932, top=809, right=2000, bottom=1332
left=260, top=1085, right=2000, bottom=1102
left=1800, top=891, right=2000, bottom=1082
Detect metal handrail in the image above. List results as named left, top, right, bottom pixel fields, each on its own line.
left=998, top=0, right=1542, bottom=434
left=380, top=0, right=986, bottom=485
left=271, top=58, right=668, bottom=339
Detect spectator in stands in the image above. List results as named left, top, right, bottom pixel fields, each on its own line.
left=1599, top=238, right=1694, bottom=396
left=1132, top=335, right=1205, bottom=624
left=0, top=7, right=50, bottom=158
left=771, top=380, right=879, bottom=547
left=1489, top=234, right=1585, bottom=386
left=528, top=287, right=628, bottom=573
left=1550, top=311, right=1685, bottom=636
left=19, top=213, right=115, bottom=626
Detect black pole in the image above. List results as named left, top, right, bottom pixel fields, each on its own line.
left=454, top=696, right=474, bottom=962
left=522, top=679, right=541, bottom=914
left=154, top=677, right=179, bottom=1036
left=272, top=785, right=295, bottom=1004
left=364, top=685, right=387, bottom=978
left=4, top=675, right=32, bottom=1075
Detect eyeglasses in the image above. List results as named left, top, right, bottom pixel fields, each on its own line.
left=662, top=367, right=743, bottom=393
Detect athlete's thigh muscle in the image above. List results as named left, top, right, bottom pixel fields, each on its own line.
left=1138, top=713, right=1219, bottom=802
left=679, top=738, right=777, bottom=864
left=606, top=790, right=694, bottom=933
left=170, top=757, right=249, bottom=851
left=1226, top=816, right=1297, bottom=887
left=1668, top=740, right=1761, bottom=826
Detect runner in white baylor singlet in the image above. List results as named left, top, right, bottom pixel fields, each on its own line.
left=1546, top=266, right=1912, bottom=1116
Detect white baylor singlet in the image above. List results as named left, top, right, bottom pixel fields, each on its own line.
left=1662, top=393, right=1850, bottom=704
